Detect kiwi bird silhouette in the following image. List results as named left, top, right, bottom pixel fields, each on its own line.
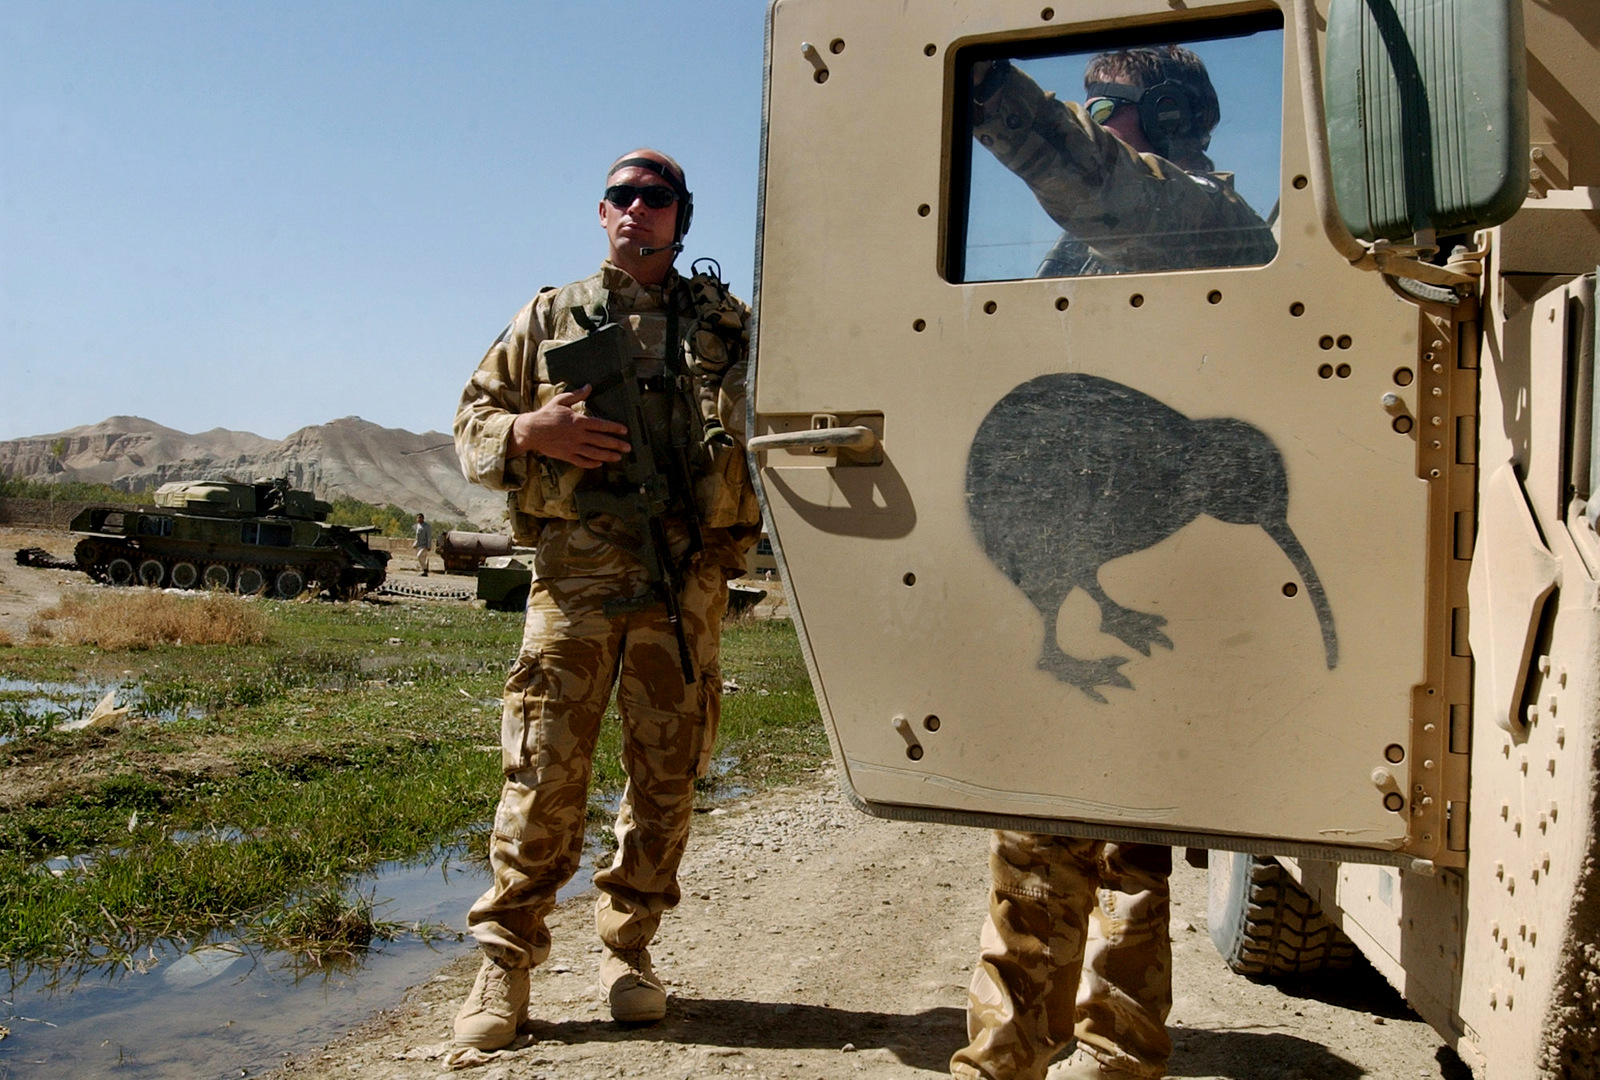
left=966, top=373, right=1338, bottom=702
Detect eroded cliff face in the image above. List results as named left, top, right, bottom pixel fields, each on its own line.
left=0, top=415, right=505, bottom=529
left=0, top=416, right=268, bottom=484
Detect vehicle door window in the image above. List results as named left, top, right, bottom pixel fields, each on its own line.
left=954, top=14, right=1284, bottom=283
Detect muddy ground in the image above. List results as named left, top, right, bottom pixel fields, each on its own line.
left=0, top=527, right=1468, bottom=1079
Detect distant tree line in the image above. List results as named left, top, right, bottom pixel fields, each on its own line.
left=325, top=496, right=471, bottom=537
left=0, top=477, right=142, bottom=505
left=0, top=477, right=469, bottom=537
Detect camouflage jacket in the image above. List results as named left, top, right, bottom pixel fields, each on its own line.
left=455, top=262, right=759, bottom=575
left=973, top=63, right=1277, bottom=274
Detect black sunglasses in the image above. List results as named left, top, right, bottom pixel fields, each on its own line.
left=604, top=184, right=680, bottom=210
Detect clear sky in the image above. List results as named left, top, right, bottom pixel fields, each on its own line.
left=1, top=1, right=769, bottom=442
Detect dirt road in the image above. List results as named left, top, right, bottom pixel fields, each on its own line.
left=0, top=527, right=81, bottom=640
left=270, top=772, right=1467, bottom=1080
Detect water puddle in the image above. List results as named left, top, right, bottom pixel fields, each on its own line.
left=0, top=678, right=114, bottom=737
left=0, top=679, right=202, bottom=742
left=0, top=846, right=598, bottom=1079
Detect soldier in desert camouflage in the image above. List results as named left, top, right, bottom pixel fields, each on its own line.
left=952, top=47, right=1276, bottom=1080
left=450, top=148, right=758, bottom=1055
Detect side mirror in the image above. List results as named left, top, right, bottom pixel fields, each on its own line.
left=1324, top=0, right=1529, bottom=244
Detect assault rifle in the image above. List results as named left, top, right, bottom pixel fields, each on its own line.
left=544, top=319, right=702, bottom=683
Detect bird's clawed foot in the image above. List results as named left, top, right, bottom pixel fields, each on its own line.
left=1098, top=604, right=1172, bottom=657
left=1037, top=648, right=1133, bottom=704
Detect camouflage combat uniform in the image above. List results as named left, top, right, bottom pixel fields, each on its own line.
left=454, top=261, right=758, bottom=974
left=953, top=63, right=1276, bottom=1080
left=971, top=60, right=1277, bottom=277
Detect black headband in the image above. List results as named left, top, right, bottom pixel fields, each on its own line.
left=1086, top=81, right=1146, bottom=104
left=607, top=156, right=689, bottom=199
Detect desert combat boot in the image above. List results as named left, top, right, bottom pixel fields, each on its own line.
left=453, top=957, right=529, bottom=1050
left=600, top=946, right=667, bottom=1023
left=1050, top=1048, right=1160, bottom=1079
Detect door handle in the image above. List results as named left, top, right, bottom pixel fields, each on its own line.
left=748, top=426, right=879, bottom=453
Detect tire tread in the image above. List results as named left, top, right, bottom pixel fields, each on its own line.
left=1219, top=855, right=1356, bottom=977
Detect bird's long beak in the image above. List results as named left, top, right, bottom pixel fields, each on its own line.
left=1265, top=520, right=1339, bottom=669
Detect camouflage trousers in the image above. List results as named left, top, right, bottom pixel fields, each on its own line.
left=464, top=555, right=728, bottom=970
left=950, top=833, right=1173, bottom=1080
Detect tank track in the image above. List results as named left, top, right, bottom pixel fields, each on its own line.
left=376, top=580, right=475, bottom=602
left=74, top=541, right=374, bottom=600
left=15, top=547, right=79, bottom=571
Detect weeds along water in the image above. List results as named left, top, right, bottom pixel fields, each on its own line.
left=0, top=588, right=825, bottom=1074
left=1, top=841, right=508, bottom=1079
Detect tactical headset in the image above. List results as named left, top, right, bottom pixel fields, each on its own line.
left=1085, top=80, right=1197, bottom=159
left=606, top=156, right=694, bottom=254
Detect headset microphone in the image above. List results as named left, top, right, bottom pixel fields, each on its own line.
left=639, top=242, right=685, bottom=257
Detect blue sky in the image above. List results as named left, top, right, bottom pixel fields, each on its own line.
left=1, top=1, right=769, bottom=441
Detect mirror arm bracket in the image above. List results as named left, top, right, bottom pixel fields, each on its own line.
left=1291, top=0, right=1479, bottom=298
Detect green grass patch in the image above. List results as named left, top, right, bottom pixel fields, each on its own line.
left=256, top=887, right=409, bottom=973
left=0, top=593, right=824, bottom=970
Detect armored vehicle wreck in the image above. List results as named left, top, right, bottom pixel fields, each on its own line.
left=70, top=478, right=388, bottom=598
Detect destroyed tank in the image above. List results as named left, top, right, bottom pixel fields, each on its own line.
left=69, top=478, right=388, bottom=598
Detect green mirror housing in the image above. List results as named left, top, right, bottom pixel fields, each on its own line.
left=1325, top=0, right=1529, bottom=244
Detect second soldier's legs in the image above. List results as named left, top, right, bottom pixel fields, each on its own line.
left=1074, top=842, right=1174, bottom=1077
left=951, top=831, right=1101, bottom=1080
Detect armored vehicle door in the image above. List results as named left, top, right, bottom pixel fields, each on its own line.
left=751, top=0, right=1476, bottom=866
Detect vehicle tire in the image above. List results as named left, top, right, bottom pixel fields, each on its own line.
left=1207, top=851, right=1355, bottom=977
left=137, top=558, right=166, bottom=587
left=274, top=568, right=305, bottom=599
left=236, top=567, right=266, bottom=595
left=203, top=564, right=232, bottom=590
left=106, top=557, right=135, bottom=586
left=170, top=561, right=200, bottom=589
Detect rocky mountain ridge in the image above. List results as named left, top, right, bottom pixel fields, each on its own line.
left=0, top=416, right=506, bottom=530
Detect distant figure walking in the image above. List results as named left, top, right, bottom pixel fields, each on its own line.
left=413, top=513, right=432, bottom=576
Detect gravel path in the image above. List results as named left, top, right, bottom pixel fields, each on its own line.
left=270, top=770, right=1465, bottom=1080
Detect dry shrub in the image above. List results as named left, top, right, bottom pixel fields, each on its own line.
left=0, top=627, right=13, bottom=647
left=30, top=589, right=270, bottom=649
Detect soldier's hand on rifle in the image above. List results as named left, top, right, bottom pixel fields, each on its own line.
left=509, top=385, right=631, bottom=469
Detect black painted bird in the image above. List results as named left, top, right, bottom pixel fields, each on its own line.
left=966, top=373, right=1338, bottom=702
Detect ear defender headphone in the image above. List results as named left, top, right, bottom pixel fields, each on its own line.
left=1086, top=80, right=1196, bottom=159
left=607, top=156, right=694, bottom=252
